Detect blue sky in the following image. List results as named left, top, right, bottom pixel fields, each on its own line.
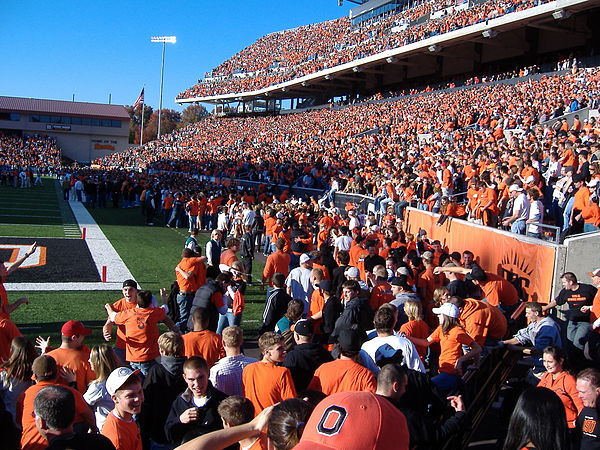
left=1, top=1, right=350, bottom=111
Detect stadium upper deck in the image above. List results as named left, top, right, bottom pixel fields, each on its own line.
left=177, top=0, right=600, bottom=105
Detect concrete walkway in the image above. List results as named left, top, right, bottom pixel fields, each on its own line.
left=5, top=201, right=134, bottom=291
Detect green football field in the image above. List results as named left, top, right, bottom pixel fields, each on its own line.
left=2, top=178, right=266, bottom=347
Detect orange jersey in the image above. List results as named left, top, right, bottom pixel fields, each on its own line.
left=176, top=257, right=206, bottom=292
left=429, top=325, right=475, bottom=375
left=369, top=282, right=394, bottom=312
left=182, top=330, right=225, bottom=367
left=263, top=250, right=291, bottom=283
left=400, top=320, right=430, bottom=359
left=110, top=297, right=138, bottom=350
left=242, top=362, right=296, bottom=415
left=101, top=410, right=143, bottom=450
left=114, top=307, right=166, bottom=362
left=481, top=273, right=519, bottom=307
left=46, top=346, right=95, bottom=394
left=309, top=359, right=376, bottom=395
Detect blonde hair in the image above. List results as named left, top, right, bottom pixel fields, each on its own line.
left=90, top=345, right=122, bottom=382
left=158, top=332, right=184, bottom=357
left=432, top=286, right=450, bottom=307
left=404, top=299, right=424, bottom=321
left=259, top=332, right=284, bottom=352
left=222, top=326, right=243, bottom=348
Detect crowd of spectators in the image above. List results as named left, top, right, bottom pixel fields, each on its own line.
left=97, top=67, right=600, bottom=237
left=178, top=0, right=552, bottom=98
left=0, top=135, right=62, bottom=188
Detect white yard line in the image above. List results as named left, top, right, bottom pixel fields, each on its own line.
left=5, top=201, right=135, bottom=291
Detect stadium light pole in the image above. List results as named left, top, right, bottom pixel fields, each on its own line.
left=151, top=35, right=176, bottom=139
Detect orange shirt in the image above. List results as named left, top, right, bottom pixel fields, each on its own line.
left=417, top=267, right=444, bottom=304
left=182, top=330, right=225, bottom=367
left=242, top=362, right=296, bottom=415
left=176, top=257, right=206, bottom=292
left=590, top=289, right=600, bottom=334
left=220, top=249, right=238, bottom=267
left=429, top=325, right=475, bottom=375
left=309, top=359, right=376, bottom=395
left=486, top=303, right=508, bottom=340
left=114, top=307, right=166, bottom=362
left=46, top=346, right=95, bottom=394
left=110, top=297, right=138, bottom=350
left=573, top=187, right=591, bottom=212
left=308, top=290, right=325, bottom=333
left=481, top=273, right=519, bottom=307
left=263, top=250, right=291, bottom=284
left=400, top=320, right=430, bottom=359
left=101, top=410, right=143, bottom=450
left=369, top=282, right=394, bottom=312
left=19, top=381, right=91, bottom=450
left=457, top=298, right=491, bottom=346
left=0, top=318, right=21, bottom=362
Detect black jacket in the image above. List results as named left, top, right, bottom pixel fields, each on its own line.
left=139, top=356, right=187, bottom=446
left=164, top=383, right=228, bottom=445
left=331, top=296, right=374, bottom=342
left=282, top=342, right=334, bottom=392
left=260, top=288, right=292, bottom=334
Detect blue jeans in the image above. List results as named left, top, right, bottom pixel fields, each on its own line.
left=130, top=360, right=156, bottom=377
left=176, top=292, right=195, bottom=332
left=511, top=219, right=526, bottom=234
left=217, top=312, right=242, bottom=334
left=584, top=223, right=599, bottom=233
left=432, top=371, right=459, bottom=396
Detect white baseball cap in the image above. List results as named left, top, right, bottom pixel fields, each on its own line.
left=432, top=302, right=460, bottom=319
left=344, top=266, right=360, bottom=278
left=106, top=367, right=140, bottom=396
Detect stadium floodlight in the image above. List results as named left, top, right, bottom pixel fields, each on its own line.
left=151, top=35, right=176, bottom=139
left=428, top=45, right=442, bottom=53
left=482, top=29, right=498, bottom=38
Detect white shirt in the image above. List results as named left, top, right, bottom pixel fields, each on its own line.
left=285, top=266, right=313, bottom=313
left=360, top=334, right=425, bottom=373
left=513, top=192, right=530, bottom=221
left=334, top=235, right=352, bottom=251
left=527, top=200, right=544, bottom=234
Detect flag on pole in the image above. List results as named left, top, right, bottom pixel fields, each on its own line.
left=133, top=88, right=145, bottom=109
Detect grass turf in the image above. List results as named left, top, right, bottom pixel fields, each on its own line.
left=5, top=190, right=267, bottom=347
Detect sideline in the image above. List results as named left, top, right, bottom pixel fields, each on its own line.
left=5, top=201, right=135, bottom=291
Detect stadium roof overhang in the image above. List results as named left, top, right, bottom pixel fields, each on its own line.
left=176, top=0, right=599, bottom=105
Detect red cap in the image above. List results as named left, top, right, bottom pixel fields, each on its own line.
left=295, top=392, right=409, bottom=450
left=61, top=320, right=92, bottom=337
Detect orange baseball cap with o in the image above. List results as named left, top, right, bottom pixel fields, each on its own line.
left=295, top=391, right=409, bottom=450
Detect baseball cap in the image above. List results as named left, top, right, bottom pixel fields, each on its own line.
left=61, top=320, right=92, bottom=337
left=344, top=266, right=360, bottom=278
left=525, top=175, right=535, bottom=184
left=296, top=391, right=409, bottom=450
left=338, top=328, right=362, bottom=353
left=509, top=184, right=523, bottom=192
left=32, top=355, right=58, bottom=379
left=587, top=268, right=600, bottom=277
left=432, top=302, right=460, bottom=319
left=106, top=367, right=141, bottom=396
left=122, top=279, right=138, bottom=289
left=294, top=319, right=314, bottom=337
left=316, top=280, right=332, bottom=292
left=421, top=251, right=434, bottom=261
left=300, top=253, right=313, bottom=264
left=375, top=344, right=404, bottom=367
left=466, top=266, right=487, bottom=282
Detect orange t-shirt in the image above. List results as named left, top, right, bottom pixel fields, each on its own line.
left=220, top=249, right=238, bottom=267
left=417, top=267, right=444, bottom=304
left=176, top=257, right=206, bottom=292
left=242, top=362, right=296, bottom=415
left=101, top=410, right=143, bottom=450
left=457, top=298, right=491, bottom=346
left=19, top=381, right=91, bottom=450
left=46, top=346, right=96, bottom=394
left=0, top=318, right=21, bottom=362
left=110, top=297, right=138, bottom=349
left=429, top=325, right=475, bottom=375
left=182, top=330, right=225, bottom=367
left=308, top=290, right=325, bottom=333
left=486, top=303, right=508, bottom=340
left=263, top=251, right=291, bottom=283
left=309, top=359, right=376, bottom=395
left=369, top=282, right=394, bottom=312
left=114, top=307, right=166, bottom=362
left=400, top=320, right=430, bottom=359
left=481, top=273, right=519, bottom=307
